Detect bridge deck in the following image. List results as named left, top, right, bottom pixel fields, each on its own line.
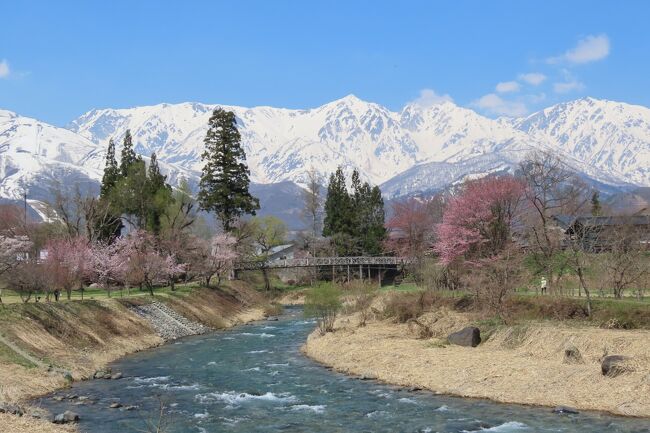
left=234, top=256, right=415, bottom=270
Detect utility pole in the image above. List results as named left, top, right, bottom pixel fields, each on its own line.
left=23, top=190, right=27, bottom=226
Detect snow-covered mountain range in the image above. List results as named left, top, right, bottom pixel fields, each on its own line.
left=1, top=96, right=649, bottom=222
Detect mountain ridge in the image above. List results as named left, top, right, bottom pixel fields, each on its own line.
left=1, top=96, right=649, bottom=224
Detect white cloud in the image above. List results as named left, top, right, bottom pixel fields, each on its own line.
left=472, top=93, right=528, bottom=117
left=548, top=34, right=610, bottom=64
left=553, top=80, right=585, bottom=94
left=518, top=72, right=546, bottom=86
left=0, top=60, right=9, bottom=78
left=495, top=81, right=520, bottom=93
left=410, top=88, right=454, bottom=108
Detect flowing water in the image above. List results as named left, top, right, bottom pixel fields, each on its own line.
left=39, top=307, right=649, bottom=432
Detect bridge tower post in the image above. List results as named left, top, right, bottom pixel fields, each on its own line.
left=347, top=265, right=350, bottom=283
left=359, top=264, right=362, bottom=281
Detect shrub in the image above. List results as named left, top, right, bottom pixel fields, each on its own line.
left=382, top=290, right=443, bottom=323
left=305, top=283, right=342, bottom=334
left=346, top=281, right=377, bottom=327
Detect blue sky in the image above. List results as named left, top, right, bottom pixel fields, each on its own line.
left=1, top=1, right=649, bottom=125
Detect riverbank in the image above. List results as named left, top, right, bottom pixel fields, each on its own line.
left=302, top=308, right=650, bottom=417
left=0, top=282, right=269, bottom=432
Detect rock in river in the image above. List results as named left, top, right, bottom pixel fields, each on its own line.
left=53, top=410, right=79, bottom=424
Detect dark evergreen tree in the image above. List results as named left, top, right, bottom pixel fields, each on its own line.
left=322, top=167, right=353, bottom=238
left=350, top=169, right=386, bottom=255
left=146, top=152, right=173, bottom=234
left=120, top=129, right=139, bottom=177
left=198, top=108, right=259, bottom=231
left=591, top=191, right=602, bottom=216
left=362, top=185, right=386, bottom=255
left=97, top=138, right=124, bottom=241
left=100, top=138, right=120, bottom=198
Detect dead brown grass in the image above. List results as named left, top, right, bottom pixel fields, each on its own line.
left=0, top=281, right=267, bottom=408
left=303, top=307, right=650, bottom=417
left=0, top=412, right=76, bottom=433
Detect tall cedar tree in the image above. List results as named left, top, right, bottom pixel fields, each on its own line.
left=323, top=167, right=385, bottom=256
left=97, top=138, right=124, bottom=241
left=351, top=169, right=386, bottom=255
left=591, top=191, right=602, bottom=216
left=146, top=152, right=173, bottom=234
left=100, top=138, right=120, bottom=198
left=322, top=167, right=353, bottom=237
left=198, top=109, right=259, bottom=231
left=120, top=129, right=139, bottom=177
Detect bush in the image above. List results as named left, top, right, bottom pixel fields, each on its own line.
left=345, top=281, right=377, bottom=327
left=305, top=283, right=342, bottom=334
left=382, top=290, right=445, bottom=323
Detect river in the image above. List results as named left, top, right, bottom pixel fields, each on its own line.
left=39, top=307, right=649, bottom=432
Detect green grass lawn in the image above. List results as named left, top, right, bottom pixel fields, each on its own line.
left=0, top=281, right=199, bottom=304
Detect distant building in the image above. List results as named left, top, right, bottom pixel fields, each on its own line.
left=267, top=244, right=297, bottom=262
left=554, top=214, right=650, bottom=252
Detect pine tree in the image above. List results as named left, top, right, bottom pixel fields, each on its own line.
left=363, top=185, right=386, bottom=255
left=350, top=169, right=385, bottom=255
left=198, top=108, right=259, bottom=231
left=323, top=167, right=353, bottom=238
left=97, top=138, right=124, bottom=241
left=146, top=152, right=172, bottom=234
left=147, top=152, right=167, bottom=192
left=591, top=191, right=602, bottom=216
left=120, top=129, right=139, bottom=177
left=100, top=138, right=120, bottom=198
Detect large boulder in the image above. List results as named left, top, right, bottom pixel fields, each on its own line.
left=601, top=355, right=633, bottom=377
left=53, top=410, right=79, bottom=424
left=447, top=327, right=481, bottom=347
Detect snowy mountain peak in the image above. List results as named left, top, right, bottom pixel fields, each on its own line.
left=1, top=96, right=649, bottom=216
left=512, top=98, right=650, bottom=186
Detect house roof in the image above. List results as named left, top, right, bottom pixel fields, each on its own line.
left=268, top=244, right=294, bottom=255
left=553, top=214, right=650, bottom=229
left=574, top=215, right=650, bottom=227
left=552, top=215, right=574, bottom=229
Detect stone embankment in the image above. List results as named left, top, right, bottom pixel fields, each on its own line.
left=130, top=301, right=210, bottom=340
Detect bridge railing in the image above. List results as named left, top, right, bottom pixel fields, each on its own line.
left=234, top=256, right=416, bottom=270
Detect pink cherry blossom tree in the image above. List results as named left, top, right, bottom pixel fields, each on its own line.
left=89, top=241, right=128, bottom=298
left=196, top=233, right=238, bottom=288
left=435, top=176, right=525, bottom=265
left=44, top=237, right=92, bottom=300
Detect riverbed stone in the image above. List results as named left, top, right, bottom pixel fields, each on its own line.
left=553, top=406, right=579, bottom=414
left=447, top=327, right=481, bottom=347
left=94, top=368, right=111, bottom=379
left=109, top=402, right=123, bottom=409
left=110, top=372, right=123, bottom=380
left=53, top=410, right=79, bottom=424
left=601, top=355, right=633, bottom=377
left=0, top=402, right=24, bottom=416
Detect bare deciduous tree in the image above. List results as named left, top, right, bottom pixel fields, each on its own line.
left=602, top=222, right=648, bottom=299
left=301, top=167, right=324, bottom=238
left=518, top=151, right=590, bottom=294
